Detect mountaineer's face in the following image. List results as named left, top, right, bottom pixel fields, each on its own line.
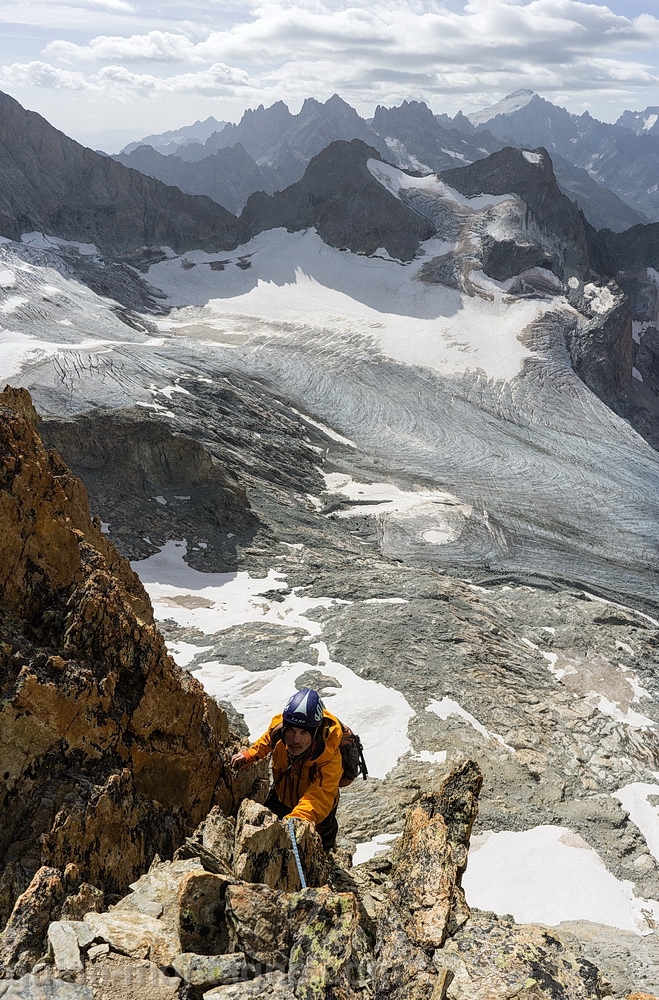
left=284, top=726, right=313, bottom=756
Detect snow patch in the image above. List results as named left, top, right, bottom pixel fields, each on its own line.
left=584, top=283, right=617, bottom=314
left=412, top=749, right=447, bottom=764
left=367, top=158, right=514, bottom=211
left=522, top=150, right=543, bottom=165
left=614, top=783, right=659, bottom=864
left=583, top=693, right=654, bottom=729
left=467, top=89, right=536, bottom=127
left=353, top=832, right=401, bottom=866
left=632, top=368, right=644, bottom=382
left=289, top=407, right=356, bottom=447
left=321, top=472, right=470, bottom=517
left=20, top=232, right=98, bottom=256
left=0, top=269, right=15, bottom=288
left=165, top=641, right=214, bottom=668
left=463, top=825, right=659, bottom=934
left=0, top=296, right=28, bottom=315
left=363, top=598, right=408, bottom=605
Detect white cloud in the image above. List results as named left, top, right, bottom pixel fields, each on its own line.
left=0, top=60, right=250, bottom=98
left=0, top=61, right=88, bottom=91
left=44, top=30, right=208, bottom=64
left=39, top=1, right=659, bottom=77
left=3, top=0, right=659, bottom=126
left=83, top=0, right=134, bottom=10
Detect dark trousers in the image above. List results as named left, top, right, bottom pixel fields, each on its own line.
left=264, top=788, right=338, bottom=852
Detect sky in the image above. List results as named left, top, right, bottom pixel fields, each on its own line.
left=1, top=0, right=659, bottom=151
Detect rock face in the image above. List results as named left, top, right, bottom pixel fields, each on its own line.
left=232, top=801, right=328, bottom=890
left=372, top=99, right=502, bottom=174
left=1, top=758, right=622, bottom=999
left=388, top=760, right=482, bottom=949
left=440, top=146, right=591, bottom=278
left=0, top=388, right=262, bottom=956
left=241, top=139, right=435, bottom=261
left=0, top=89, right=244, bottom=254
left=40, top=407, right=260, bottom=569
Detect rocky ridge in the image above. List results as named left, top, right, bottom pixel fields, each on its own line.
left=0, top=91, right=244, bottom=255
left=2, top=743, right=622, bottom=1000
left=0, top=388, right=262, bottom=948
left=117, top=94, right=648, bottom=232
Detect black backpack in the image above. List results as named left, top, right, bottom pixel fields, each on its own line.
left=338, top=723, right=368, bottom=787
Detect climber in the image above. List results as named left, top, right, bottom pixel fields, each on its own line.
left=231, top=688, right=343, bottom=851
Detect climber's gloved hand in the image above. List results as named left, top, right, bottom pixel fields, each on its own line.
left=231, top=751, right=250, bottom=771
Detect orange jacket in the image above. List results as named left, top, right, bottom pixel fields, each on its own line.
left=243, top=710, right=343, bottom=825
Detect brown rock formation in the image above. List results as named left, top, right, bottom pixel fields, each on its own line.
left=232, top=800, right=328, bottom=890
left=388, top=759, right=483, bottom=949
left=0, top=388, right=264, bottom=962
left=0, top=756, right=616, bottom=998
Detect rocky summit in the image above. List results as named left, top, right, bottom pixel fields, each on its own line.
left=2, top=87, right=659, bottom=1000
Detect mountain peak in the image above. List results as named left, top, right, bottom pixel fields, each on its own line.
left=467, top=89, right=539, bottom=127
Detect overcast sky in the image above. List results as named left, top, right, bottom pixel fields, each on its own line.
left=1, top=0, right=658, bottom=151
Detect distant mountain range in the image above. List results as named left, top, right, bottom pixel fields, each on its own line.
left=114, top=90, right=656, bottom=232
left=121, top=116, right=228, bottom=156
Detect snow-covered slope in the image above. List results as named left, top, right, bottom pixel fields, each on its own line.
left=466, top=88, right=537, bottom=127
left=3, top=179, right=658, bottom=602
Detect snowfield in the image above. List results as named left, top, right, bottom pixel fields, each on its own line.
left=146, top=227, right=552, bottom=383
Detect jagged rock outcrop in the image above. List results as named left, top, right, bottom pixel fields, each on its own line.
left=241, top=139, right=435, bottom=261
left=0, top=89, right=245, bottom=254
left=0, top=388, right=265, bottom=965
left=2, top=759, right=627, bottom=998
left=232, top=801, right=328, bottom=890
left=388, top=760, right=482, bottom=950
left=440, top=146, right=592, bottom=279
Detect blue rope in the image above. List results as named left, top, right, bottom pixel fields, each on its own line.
left=287, top=818, right=307, bottom=889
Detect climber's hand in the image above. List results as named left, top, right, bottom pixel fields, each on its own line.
left=231, top=751, right=250, bottom=771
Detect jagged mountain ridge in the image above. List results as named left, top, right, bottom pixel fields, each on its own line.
left=617, top=106, right=659, bottom=137
left=116, top=92, right=648, bottom=231
left=469, top=89, right=659, bottom=223
left=121, top=114, right=228, bottom=156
